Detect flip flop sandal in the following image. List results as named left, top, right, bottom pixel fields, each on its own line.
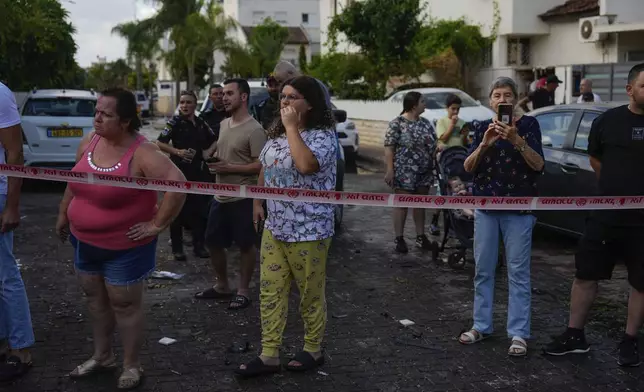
left=117, top=367, right=144, bottom=390
left=234, top=357, right=281, bottom=378
left=458, top=329, right=490, bottom=345
left=508, top=337, right=528, bottom=357
left=194, top=287, right=234, bottom=299
left=285, top=351, right=325, bottom=372
left=69, top=357, right=118, bottom=378
left=228, top=295, right=251, bottom=310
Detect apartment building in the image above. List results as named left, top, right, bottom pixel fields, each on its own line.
left=319, top=0, right=644, bottom=102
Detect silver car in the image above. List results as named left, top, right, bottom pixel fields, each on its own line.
left=21, top=89, right=97, bottom=169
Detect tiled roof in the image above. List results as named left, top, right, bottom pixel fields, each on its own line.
left=540, top=0, right=599, bottom=19
left=241, top=26, right=309, bottom=45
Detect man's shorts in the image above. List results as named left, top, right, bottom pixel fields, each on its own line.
left=71, top=234, right=157, bottom=286
left=575, top=218, right=644, bottom=291
left=205, top=198, right=256, bottom=250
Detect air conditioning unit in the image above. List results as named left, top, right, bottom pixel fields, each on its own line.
left=578, top=16, right=610, bottom=43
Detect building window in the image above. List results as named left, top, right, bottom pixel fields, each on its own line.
left=274, top=11, right=287, bottom=24
left=302, top=13, right=309, bottom=24
left=252, top=11, right=265, bottom=24
left=626, top=50, right=644, bottom=62
left=507, top=38, right=531, bottom=66
left=480, top=45, right=492, bottom=68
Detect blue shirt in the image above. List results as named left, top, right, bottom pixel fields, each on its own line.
left=468, top=116, right=544, bottom=197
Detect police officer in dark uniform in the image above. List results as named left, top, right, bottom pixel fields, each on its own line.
left=199, top=84, right=229, bottom=140
left=157, top=90, right=215, bottom=261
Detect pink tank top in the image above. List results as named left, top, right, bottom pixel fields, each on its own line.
left=67, top=134, right=157, bottom=250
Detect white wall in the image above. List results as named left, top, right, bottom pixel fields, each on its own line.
left=617, top=31, right=644, bottom=62
left=320, top=0, right=360, bottom=54
left=601, top=0, right=644, bottom=23
left=233, top=0, right=320, bottom=28
left=425, top=0, right=562, bottom=36
left=530, top=22, right=618, bottom=67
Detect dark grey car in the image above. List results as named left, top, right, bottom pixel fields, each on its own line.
left=529, top=102, right=626, bottom=236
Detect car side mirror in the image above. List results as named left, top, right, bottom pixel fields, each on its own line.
left=333, top=109, right=347, bottom=123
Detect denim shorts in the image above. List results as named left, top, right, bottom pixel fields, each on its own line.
left=70, top=234, right=157, bottom=286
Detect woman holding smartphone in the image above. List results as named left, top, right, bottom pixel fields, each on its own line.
left=156, top=90, right=216, bottom=261
left=460, top=77, right=545, bottom=356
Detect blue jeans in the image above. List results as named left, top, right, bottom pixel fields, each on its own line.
left=0, top=195, right=35, bottom=349
left=472, top=210, right=536, bottom=339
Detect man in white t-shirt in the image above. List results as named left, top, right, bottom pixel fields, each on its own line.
left=577, top=78, right=602, bottom=103
left=0, top=82, right=34, bottom=381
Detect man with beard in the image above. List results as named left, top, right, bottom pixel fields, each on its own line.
left=199, top=84, right=229, bottom=140
left=197, top=79, right=267, bottom=310
left=250, top=75, right=280, bottom=130
left=544, top=63, right=644, bottom=367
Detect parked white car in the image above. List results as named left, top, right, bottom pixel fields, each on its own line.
left=20, top=89, right=97, bottom=170
left=387, top=88, right=495, bottom=124
left=330, top=103, right=359, bottom=163
left=134, top=90, right=150, bottom=117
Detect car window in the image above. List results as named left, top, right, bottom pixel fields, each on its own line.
left=534, top=111, right=575, bottom=149
left=391, top=93, right=403, bottom=102
left=22, top=97, right=96, bottom=117
left=423, top=91, right=479, bottom=108
left=573, top=112, right=600, bottom=151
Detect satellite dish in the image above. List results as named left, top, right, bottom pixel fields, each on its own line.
left=581, top=20, right=593, bottom=39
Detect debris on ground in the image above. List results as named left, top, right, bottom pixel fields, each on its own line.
left=398, top=319, right=415, bottom=327
left=150, top=270, right=185, bottom=280
left=159, top=337, right=177, bottom=346
left=227, top=341, right=250, bottom=353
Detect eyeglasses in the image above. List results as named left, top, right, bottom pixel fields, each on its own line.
left=279, top=93, right=303, bottom=102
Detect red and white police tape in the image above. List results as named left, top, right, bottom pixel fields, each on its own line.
left=1, top=164, right=643, bottom=211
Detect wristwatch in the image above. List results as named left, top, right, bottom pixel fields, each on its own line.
left=517, top=138, right=527, bottom=153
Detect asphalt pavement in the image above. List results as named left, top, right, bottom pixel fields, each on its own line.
left=3, top=122, right=643, bottom=391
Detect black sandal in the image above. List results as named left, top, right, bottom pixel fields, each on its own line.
left=228, top=295, right=251, bottom=310
left=285, top=351, right=325, bottom=372
left=234, top=357, right=281, bottom=378
left=194, top=287, right=233, bottom=300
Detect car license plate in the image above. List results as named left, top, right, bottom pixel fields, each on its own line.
left=47, top=128, right=83, bottom=138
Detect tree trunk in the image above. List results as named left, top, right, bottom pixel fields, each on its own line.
left=136, top=56, right=143, bottom=91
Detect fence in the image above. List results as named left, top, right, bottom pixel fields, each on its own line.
left=332, top=99, right=402, bottom=122
left=581, top=62, right=640, bottom=102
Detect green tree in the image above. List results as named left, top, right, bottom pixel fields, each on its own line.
left=298, top=44, right=308, bottom=72
left=308, top=53, right=371, bottom=99
left=112, top=21, right=161, bottom=91
left=220, top=43, right=258, bottom=78
left=416, top=19, right=493, bottom=89
left=328, top=0, right=423, bottom=97
left=85, top=59, right=133, bottom=91
left=127, top=65, right=158, bottom=93
left=248, top=18, right=289, bottom=76
left=0, top=0, right=81, bottom=90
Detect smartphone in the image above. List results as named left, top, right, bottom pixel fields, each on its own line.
left=497, top=103, right=513, bottom=125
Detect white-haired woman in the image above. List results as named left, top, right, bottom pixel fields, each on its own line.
left=460, top=77, right=545, bottom=356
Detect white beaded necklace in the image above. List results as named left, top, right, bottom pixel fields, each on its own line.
left=86, top=150, right=122, bottom=172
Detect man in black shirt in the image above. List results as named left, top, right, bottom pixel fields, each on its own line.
left=544, top=63, right=644, bottom=367
left=519, top=74, right=561, bottom=112
left=249, top=74, right=280, bottom=130
left=199, top=84, right=229, bottom=140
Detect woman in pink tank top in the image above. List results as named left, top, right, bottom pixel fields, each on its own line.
left=54, top=88, right=186, bottom=390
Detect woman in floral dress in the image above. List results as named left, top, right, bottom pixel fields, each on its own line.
left=384, top=91, right=437, bottom=253
left=235, top=75, right=337, bottom=378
